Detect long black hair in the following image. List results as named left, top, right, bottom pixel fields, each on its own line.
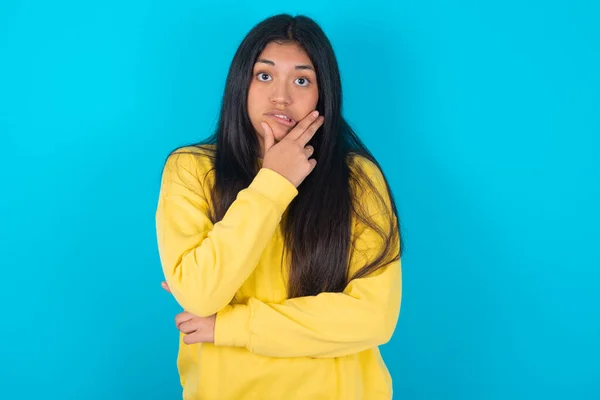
left=171, top=14, right=403, bottom=298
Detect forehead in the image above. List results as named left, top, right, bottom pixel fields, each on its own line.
left=255, top=42, right=314, bottom=68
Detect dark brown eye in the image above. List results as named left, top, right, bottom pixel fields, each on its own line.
left=295, top=77, right=310, bottom=87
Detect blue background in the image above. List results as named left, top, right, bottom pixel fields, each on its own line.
left=1, top=1, right=598, bottom=399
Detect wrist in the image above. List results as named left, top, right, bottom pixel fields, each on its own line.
left=214, top=304, right=252, bottom=348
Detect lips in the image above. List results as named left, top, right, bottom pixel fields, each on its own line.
left=265, top=112, right=296, bottom=127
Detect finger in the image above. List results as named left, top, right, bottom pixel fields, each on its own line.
left=303, top=145, right=314, bottom=157
left=183, top=330, right=203, bottom=345
left=286, top=110, right=320, bottom=141
left=175, top=312, right=194, bottom=329
left=161, top=281, right=171, bottom=293
left=308, top=158, right=318, bottom=172
left=261, top=122, right=275, bottom=153
left=179, top=319, right=198, bottom=335
left=297, top=116, right=324, bottom=147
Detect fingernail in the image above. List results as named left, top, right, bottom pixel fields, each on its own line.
left=312, top=110, right=319, bottom=117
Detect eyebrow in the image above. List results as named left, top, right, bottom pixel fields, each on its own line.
left=256, top=58, right=315, bottom=71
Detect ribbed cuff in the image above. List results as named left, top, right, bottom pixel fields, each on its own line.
left=248, top=168, right=298, bottom=214
left=214, top=304, right=252, bottom=348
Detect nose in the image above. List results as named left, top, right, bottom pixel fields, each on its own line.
left=269, top=81, right=292, bottom=106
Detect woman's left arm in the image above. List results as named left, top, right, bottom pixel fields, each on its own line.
left=213, top=255, right=401, bottom=358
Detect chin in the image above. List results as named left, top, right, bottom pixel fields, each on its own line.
left=273, top=126, right=292, bottom=141
left=275, top=132, right=290, bottom=141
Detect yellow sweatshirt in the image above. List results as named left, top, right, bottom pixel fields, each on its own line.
left=155, top=145, right=402, bottom=400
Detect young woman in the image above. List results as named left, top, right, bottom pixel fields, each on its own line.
left=156, top=13, right=404, bottom=400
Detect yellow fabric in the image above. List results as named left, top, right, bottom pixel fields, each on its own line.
left=156, top=145, right=402, bottom=400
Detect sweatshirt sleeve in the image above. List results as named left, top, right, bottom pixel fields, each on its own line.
left=155, top=149, right=298, bottom=317
left=213, top=158, right=402, bottom=358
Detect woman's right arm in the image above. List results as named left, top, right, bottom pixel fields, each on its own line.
left=155, top=150, right=298, bottom=317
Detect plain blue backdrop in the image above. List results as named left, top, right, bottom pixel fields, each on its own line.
left=1, top=1, right=598, bottom=399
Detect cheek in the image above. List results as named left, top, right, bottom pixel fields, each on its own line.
left=246, top=86, right=265, bottom=134
left=247, top=80, right=266, bottom=107
left=300, top=89, right=319, bottom=112
left=247, top=86, right=260, bottom=115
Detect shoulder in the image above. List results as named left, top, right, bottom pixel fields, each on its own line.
left=164, top=143, right=216, bottom=171
left=347, top=153, right=394, bottom=217
left=167, top=144, right=217, bottom=166
left=347, top=153, right=387, bottom=193
left=160, top=144, right=216, bottom=195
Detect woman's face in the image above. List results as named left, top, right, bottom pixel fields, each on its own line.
left=247, top=41, right=319, bottom=155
